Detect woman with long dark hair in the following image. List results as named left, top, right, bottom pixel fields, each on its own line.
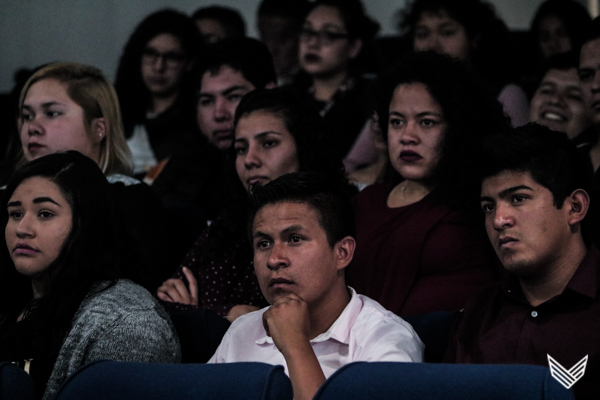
left=0, top=151, right=180, bottom=400
left=399, top=0, right=529, bottom=127
left=115, top=9, right=202, bottom=176
left=290, top=0, right=379, bottom=163
left=157, top=87, right=344, bottom=321
left=349, top=51, right=508, bottom=316
left=17, top=61, right=179, bottom=291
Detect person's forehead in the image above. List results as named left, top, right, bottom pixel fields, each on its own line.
left=580, top=38, right=600, bottom=66
left=417, top=9, right=460, bottom=26
left=253, top=201, right=321, bottom=232
left=146, top=33, right=183, bottom=51
left=199, top=65, right=254, bottom=94
left=481, top=170, right=539, bottom=194
left=542, top=68, right=579, bottom=85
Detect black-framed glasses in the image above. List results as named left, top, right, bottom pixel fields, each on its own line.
left=300, top=28, right=350, bottom=45
left=141, top=48, right=186, bottom=68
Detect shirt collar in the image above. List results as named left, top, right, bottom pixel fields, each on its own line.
left=502, top=246, right=599, bottom=303
left=256, top=287, right=361, bottom=346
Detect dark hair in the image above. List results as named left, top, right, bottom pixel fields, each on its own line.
left=480, top=123, right=592, bottom=208
left=581, top=16, right=600, bottom=49
left=115, top=9, right=202, bottom=137
left=531, top=0, right=592, bottom=55
left=249, top=172, right=355, bottom=247
left=202, top=88, right=347, bottom=262
left=258, top=0, right=310, bottom=28
left=535, top=50, right=580, bottom=88
left=196, top=37, right=276, bottom=92
left=306, top=0, right=380, bottom=75
left=0, top=151, right=129, bottom=363
left=309, top=0, right=379, bottom=42
left=233, top=87, right=343, bottom=177
left=398, top=0, right=512, bottom=91
left=376, top=51, right=509, bottom=204
left=192, top=6, right=246, bottom=38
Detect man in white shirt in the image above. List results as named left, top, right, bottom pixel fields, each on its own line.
left=209, top=172, right=423, bottom=400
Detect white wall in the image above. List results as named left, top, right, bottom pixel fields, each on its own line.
left=0, top=0, right=571, bottom=92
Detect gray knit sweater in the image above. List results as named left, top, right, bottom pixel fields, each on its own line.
left=43, top=279, right=181, bottom=400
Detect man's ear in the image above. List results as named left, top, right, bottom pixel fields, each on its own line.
left=91, top=118, right=106, bottom=144
left=348, top=39, right=363, bottom=60
left=335, top=236, right=356, bottom=270
left=566, top=189, right=590, bottom=226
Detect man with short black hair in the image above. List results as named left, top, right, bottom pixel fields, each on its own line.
left=447, top=123, right=600, bottom=399
left=195, top=37, right=277, bottom=150
left=210, top=172, right=423, bottom=400
left=151, top=37, right=277, bottom=224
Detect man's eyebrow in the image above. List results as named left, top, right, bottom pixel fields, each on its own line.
left=253, top=230, right=270, bottom=239
left=281, top=225, right=304, bottom=235
left=479, top=195, right=494, bottom=203
left=222, top=85, right=249, bottom=96
left=7, top=201, right=21, bottom=208
left=33, top=196, right=61, bottom=206
left=480, top=185, right=534, bottom=202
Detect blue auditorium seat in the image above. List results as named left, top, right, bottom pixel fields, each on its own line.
left=313, top=362, right=575, bottom=400
left=0, top=362, right=35, bottom=400
left=53, top=360, right=292, bottom=400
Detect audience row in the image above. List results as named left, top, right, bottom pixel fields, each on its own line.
left=1, top=0, right=600, bottom=399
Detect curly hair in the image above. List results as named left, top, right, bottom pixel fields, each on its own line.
left=530, top=0, right=592, bottom=57
left=191, top=6, right=246, bottom=38
left=375, top=51, right=509, bottom=205
left=114, top=9, right=202, bottom=137
left=398, top=0, right=512, bottom=92
left=0, top=151, right=135, bottom=368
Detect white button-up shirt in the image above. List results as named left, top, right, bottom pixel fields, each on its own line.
left=208, top=288, right=424, bottom=376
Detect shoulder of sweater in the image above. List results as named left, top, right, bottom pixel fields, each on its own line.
left=107, top=174, right=142, bottom=186
left=77, top=280, right=163, bottom=319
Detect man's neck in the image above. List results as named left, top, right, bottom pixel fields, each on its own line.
left=150, top=92, right=178, bottom=115
left=520, top=239, right=588, bottom=307
left=312, top=70, right=349, bottom=102
left=308, top=284, right=351, bottom=339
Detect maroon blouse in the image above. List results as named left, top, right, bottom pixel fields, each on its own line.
left=349, top=183, right=498, bottom=316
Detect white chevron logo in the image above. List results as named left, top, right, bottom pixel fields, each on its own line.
left=547, top=354, right=588, bottom=389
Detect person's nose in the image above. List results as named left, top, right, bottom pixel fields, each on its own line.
left=15, top=215, right=35, bottom=239
left=244, top=144, right=262, bottom=169
left=152, top=55, right=167, bottom=72
left=267, top=242, right=290, bottom=271
left=24, top=115, right=44, bottom=137
left=548, top=90, right=566, bottom=108
left=400, top=121, right=420, bottom=145
left=492, top=202, right=514, bottom=231
left=591, top=70, right=600, bottom=93
left=214, top=97, right=232, bottom=122
left=421, top=34, right=443, bottom=54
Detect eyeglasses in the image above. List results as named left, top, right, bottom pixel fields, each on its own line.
left=300, top=28, right=350, bottom=45
left=141, top=48, right=186, bottom=68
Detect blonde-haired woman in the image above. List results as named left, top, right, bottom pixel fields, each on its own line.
left=18, top=62, right=132, bottom=176
left=17, top=61, right=177, bottom=290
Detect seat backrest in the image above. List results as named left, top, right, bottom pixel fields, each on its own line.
left=53, top=360, right=292, bottom=400
left=313, top=362, right=575, bottom=400
left=0, top=362, right=35, bottom=400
